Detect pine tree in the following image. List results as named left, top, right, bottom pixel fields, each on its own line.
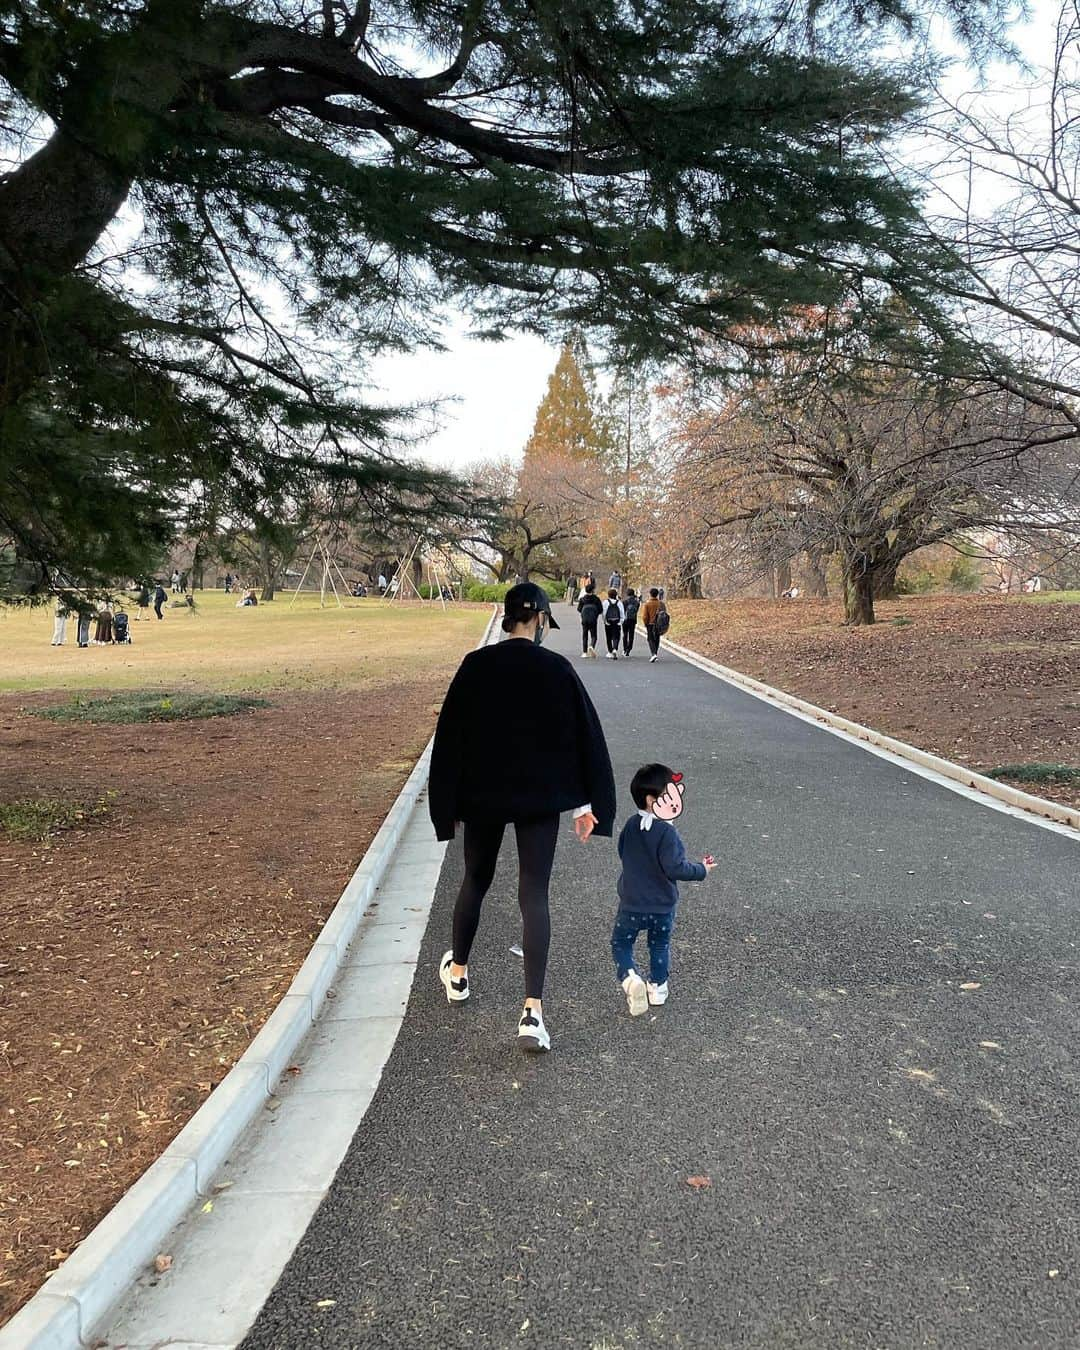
left=521, top=337, right=611, bottom=471
left=0, top=0, right=1009, bottom=596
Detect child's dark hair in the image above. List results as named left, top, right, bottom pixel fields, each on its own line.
left=649, top=587, right=659, bottom=597
left=626, top=587, right=636, bottom=597
left=607, top=588, right=617, bottom=599
left=584, top=582, right=595, bottom=593
left=631, top=762, right=675, bottom=810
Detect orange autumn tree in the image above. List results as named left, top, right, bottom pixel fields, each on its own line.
left=515, top=335, right=616, bottom=579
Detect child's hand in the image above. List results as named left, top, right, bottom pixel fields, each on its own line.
left=703, top=855, right=717, bottom=873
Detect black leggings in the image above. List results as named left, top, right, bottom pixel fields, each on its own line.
left=581, top=617, right=598, bottom=652
left=452, top=815, right=560, bottom=1000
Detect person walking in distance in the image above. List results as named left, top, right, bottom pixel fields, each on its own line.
left=577, top=582, right=604, bottom=659
left=429, top=583, right=616, bottom=1053
left=153, top=581, right=167, bottom=619
left=642, top=587, right=663, bottom=661
left=603, top=588, right=625, bottom=660
left=608, top=568, right=623, bottom=593
left=621, top=588, right=640, bottom=657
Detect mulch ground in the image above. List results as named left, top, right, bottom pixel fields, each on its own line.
left=671, top=594, right=1080, bottom=814
left=0, top=679, right=448, bottom=1324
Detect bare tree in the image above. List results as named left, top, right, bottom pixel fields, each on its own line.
left=909, top=2, right=1080, bottom=418
left=668, top=361, right=1080, bottom=624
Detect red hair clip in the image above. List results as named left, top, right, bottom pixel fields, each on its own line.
left=671, top=772, right=683, bottom=783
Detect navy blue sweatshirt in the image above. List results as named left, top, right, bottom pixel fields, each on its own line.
left=616, top=814, right=707, bottom=914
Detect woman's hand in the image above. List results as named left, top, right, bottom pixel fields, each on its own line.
left=574, top=811, right=597, bottom=842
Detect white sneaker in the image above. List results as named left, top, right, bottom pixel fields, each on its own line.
left=518, top=1006, right=551, bottom=1052
left=647, top=981, right=669, bottom=1006
left=622, top=971, right=649, bottom=1016
left=580, top=651, right=590, bottom=660
left=439, top=950, right=469, bottom=1002
left=650, top=654, right=658, bottom=663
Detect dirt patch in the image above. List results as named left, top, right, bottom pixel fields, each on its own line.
left=0, top=679, right=448, bottom=1323
left=670, top=594, right=1080, bottom=814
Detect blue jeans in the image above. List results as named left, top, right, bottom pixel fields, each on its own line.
left=611, top=909, right=674, bottom=985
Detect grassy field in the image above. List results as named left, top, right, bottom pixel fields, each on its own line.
left=0, top=591, right=490, bottom=694
left=1, top=591, right=490, bottom=1324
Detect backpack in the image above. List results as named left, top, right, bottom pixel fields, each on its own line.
left=657, top=604, right=671, bottom=635
left=604, top=599, right=621, bottom=623
left=623, top=596, right=640, bottom=622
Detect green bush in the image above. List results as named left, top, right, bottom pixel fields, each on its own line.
left=463, top=581, right=563, bottom=603
left=36, top=692, right=269, bottom=724
left=895, top=570, right=936, bottom=595
left=947, top=555, right=981, bottom=592
left=986, top=763, right=1080, bottom=785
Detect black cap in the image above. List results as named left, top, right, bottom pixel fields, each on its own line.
left=504, top=582, right=560, bottom=629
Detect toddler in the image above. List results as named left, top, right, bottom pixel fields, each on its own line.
left=611, top=763, right=715, bottom=1014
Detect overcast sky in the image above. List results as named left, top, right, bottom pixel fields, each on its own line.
left=368, top=0, right=1061, bottom=475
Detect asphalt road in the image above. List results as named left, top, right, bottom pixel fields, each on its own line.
left=243, top=607, right=1080, bottom=1349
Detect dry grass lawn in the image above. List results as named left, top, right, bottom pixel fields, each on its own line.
left=0, top=594, right=489, bottom=1325
left=0, top=590, right=488, bottom=694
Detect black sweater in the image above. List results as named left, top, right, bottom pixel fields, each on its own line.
left=428, top=638, right=617, bottom=841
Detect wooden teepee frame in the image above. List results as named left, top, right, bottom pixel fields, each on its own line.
left=288, top=535, right=354, bottom=609
left=383, top=537, right=452, bottom=611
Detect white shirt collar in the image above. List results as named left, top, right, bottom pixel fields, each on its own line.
left=638, top=809, right=655, bottom=831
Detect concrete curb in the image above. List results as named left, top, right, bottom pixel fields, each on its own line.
left=1, top=606, right=499, bottom=1350
left=659, top=631, right=1079, bottom=837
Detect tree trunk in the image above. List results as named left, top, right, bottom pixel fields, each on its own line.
left=678, top=553, right=702, bottom=598
left=842, top=557, right=876, bottom=625
left=873, top=556, right=901, bottom=599
left=259, top=538, right=277, bottom=602
left=776, top=559, right=792, bottom=596
left=804, top=550, right=829, bottom=598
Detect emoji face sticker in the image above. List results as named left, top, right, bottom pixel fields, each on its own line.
left=651, top=771, right=685, bottom=821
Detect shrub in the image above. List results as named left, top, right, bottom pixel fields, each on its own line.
left=462, top=581, right=563, bottom=603
left=36, top=692, right=269, bottom=724
left=0, top=793, right=115, bottom=842
left=986, top=763, right=1080, bottom=785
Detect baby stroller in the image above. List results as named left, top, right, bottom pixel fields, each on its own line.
left=113, top=609, right=132, bottom=643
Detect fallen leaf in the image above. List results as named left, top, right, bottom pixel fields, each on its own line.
left=1049, top=1269, right=1061, bottom=1279
left=287, top=1065, right=302, bottom=1075
left=315, top=1299, right=337, bottom=1308
left=201, top=1200, right=213, bottom=1213
left=686, top=1175, right=712, bottom=1190
left=980, top=1041, right=1002, bottom=1050
left=154, top=1253, right=173, bottom=1274
left=212, top=1180, right=234, bottom=1193
left=959, top=982, right=982, bottom=991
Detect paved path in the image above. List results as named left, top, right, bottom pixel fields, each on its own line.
left=243, top=609, right=1080, bottom=1349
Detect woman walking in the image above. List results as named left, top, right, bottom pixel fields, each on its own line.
left=429, top=583, right=616, bottom=1053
